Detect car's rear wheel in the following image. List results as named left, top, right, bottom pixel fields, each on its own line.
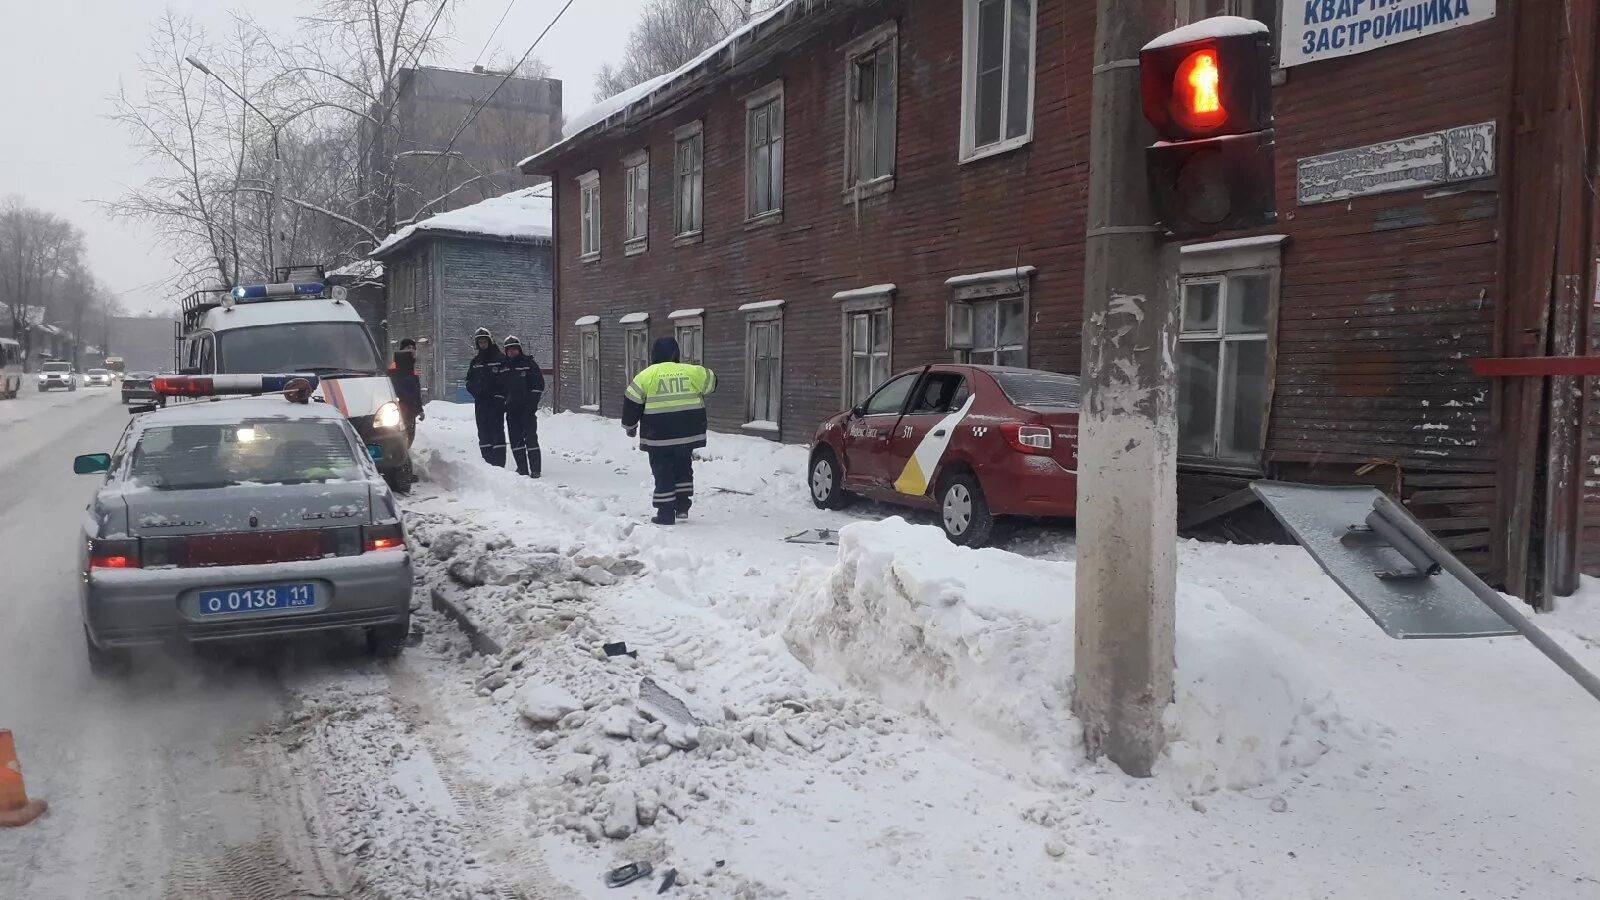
left=367, top=610, right=411, bottom=659
left=939, top=472, right=995, bottom=548
left=84, top=628, right=130, bottom=678
left=809, top=448, right=853, bottom=510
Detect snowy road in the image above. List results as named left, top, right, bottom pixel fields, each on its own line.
left=0, top=391, right=354, bottom=898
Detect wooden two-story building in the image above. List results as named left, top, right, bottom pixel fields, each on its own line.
left=521, top=0, right=1600, bottom=602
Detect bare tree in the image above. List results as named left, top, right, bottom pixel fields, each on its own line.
left=593, top=0, right=770, bottom=101
left=0, top=197, right=86, bottom=362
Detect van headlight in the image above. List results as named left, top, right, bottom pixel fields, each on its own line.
left=374, top=400, right=403, bottom=429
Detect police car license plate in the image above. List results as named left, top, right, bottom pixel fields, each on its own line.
left=197, top=583, right=316, bottom=617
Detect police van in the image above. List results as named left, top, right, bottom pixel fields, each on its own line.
left=175, top=276, right=413, bottom=489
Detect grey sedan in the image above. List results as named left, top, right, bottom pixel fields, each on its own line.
left=73, top=392, right=414, bottom=674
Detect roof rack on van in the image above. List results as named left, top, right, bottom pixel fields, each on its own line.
left=180, top=288, right=229, bottom=334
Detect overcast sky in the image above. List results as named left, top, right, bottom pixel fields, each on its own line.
left=0, top=0, right=645, bottom=314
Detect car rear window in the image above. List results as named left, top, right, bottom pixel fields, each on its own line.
left=992, top=371, right=1082, bottom=409
left=128, top=420, right=361, bottom=490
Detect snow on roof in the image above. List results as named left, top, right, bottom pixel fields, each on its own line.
left=737, top=299, right=786, bottom=312
left=1142, top=15, right=1268, bottom=51
left=574, top=315, right=600, bottom=326
left=668, top=308, right=704, bottom=320
left=618, top=312, right=650, bottom=324
left=328, top=258, right=385, bottom=279
left=520, top=0, right=806, bottom=170
left=371, top=187, right=553, bottom=258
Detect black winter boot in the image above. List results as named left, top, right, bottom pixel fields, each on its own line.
left=651, top=508, right=676, bottom=526
left=528, top=449, right=542, bottom=478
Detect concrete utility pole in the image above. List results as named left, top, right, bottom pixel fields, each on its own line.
left=1073, top=0, right=1178, bottom=777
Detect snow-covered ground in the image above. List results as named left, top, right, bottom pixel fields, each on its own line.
left=282, top=402, right=1600, bottom=899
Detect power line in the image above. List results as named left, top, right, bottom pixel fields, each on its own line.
left=473, top=0, right=523, bottom=66
left=409, top=0, right=578, bottom=213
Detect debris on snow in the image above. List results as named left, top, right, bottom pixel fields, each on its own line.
left=517, top=682, right=583, bottom=725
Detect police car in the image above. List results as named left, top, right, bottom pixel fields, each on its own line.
left=808, top=365, right=1081, bottom=547
left=72, top=375, right=414, bottom=674
left=177, top=280, right=413, bottom=490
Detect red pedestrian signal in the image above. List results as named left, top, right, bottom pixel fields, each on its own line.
left=1140, top=18, right=1275, bottom=238
left=1175, top=49, right=1226, bottom=131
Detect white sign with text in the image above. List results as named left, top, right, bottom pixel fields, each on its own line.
left=1280, top=0, right=1496, bottom=68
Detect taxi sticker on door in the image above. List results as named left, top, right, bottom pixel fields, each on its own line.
left=893, top=395, right=976, bottom=497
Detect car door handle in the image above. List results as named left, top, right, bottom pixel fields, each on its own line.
left=933, top=429, right=946, bottom=437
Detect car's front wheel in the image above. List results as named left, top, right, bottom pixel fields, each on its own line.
left=367, top=611, right=411, bottom=659
left=809, top=448, right=853, bottom=510
left=938, top=472, right=995, bottom=548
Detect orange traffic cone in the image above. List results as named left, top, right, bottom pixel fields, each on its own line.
left=0, top=729, right=47, bottom=827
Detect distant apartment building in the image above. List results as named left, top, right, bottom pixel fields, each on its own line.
left=364, top=65, right=564, bottom=231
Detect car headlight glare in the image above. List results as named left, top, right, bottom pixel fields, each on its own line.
left=374, top=400, right=403, bottom=429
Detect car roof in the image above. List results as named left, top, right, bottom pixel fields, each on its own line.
left=135, top=395, right=352, bottom=429
left=199, top=297, right=365, bottom=332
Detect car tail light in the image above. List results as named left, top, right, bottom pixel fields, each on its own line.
left=90, top=538, right=140, bottom=569
left=141, top=536, right=189, bottom=568
left=321, top=526, right=363, bottom=558
left=1001, top=423, right=1053, bottom=454
left=363, top=522, right=405, bottom=553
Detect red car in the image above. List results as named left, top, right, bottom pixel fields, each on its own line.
left=808, top=365, right=1081, bottom=546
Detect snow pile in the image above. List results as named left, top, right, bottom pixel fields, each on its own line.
left=372, top=187, right=552, bottom=257
left=781, top=518, right=1371, bottom=793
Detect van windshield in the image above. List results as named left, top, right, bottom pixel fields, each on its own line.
left=216, top=322, right=383, bottom=376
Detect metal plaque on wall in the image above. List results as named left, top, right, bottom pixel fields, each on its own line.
left=1296, top=121, right=1496, bottom=205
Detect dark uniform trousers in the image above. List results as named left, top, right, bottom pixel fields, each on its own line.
left=475, top=399, right=507, bottom=467
left=648, top=446, right=694, bottom=514
left=507, top=406, right=541, bottom=474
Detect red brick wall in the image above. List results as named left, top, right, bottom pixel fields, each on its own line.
left=550, top=0, right=1095, bottom=442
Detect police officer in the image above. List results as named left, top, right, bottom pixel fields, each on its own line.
left=500, top=335, right=545, bottom=478
left=464, top=327, right=508, bottom=466
left=621, top=336, right=716, bottom=525
left=388, top=338, right=424, bottom=443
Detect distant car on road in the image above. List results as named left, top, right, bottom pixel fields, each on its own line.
left=121, top=372, right=160, bottom=406
left=84, top=368, right=114, bottom=388
left=37, top=360, right=76, bottom=392
left=72, top=386, right=414, bottom=675
left=807, top=365, right=1081, bottom=546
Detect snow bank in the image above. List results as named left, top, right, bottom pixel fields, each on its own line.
left=373, top=187, right=552, bottom=257
left=781, top=518, right=1369, bottom=792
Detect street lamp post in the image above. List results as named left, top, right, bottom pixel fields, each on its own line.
left=186, top=56, right=280, bottom=276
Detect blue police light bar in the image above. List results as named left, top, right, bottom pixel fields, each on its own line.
left=230, top=282, right=326, bottom=302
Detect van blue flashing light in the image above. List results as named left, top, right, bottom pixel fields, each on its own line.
left=230, top=282, right=326, bottom=302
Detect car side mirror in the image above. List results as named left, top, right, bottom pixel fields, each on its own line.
left=851, top=404, right=866, bottom=418
left=73, top=453, right=111, bottom=475
left=179, top=366, right=200, bottom=376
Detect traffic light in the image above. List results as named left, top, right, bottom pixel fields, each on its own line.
left=1140, top=23, right=1275, bottom=238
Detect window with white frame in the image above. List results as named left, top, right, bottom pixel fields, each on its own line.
left=624, top=151, right=649, bottom=251
left=741, top=303, right=784, bottom=427
left=578, top=322, right=601, bottom=408
left=746, top=83, right=784, bottom=219
left=1178, top=273, right=1273, bottom=465
left=846, top=309, right=892, bottom=405
left=624, top=323, right=650, bottom=376
left=961, top=0, right=1036, bottom=161
left=845, top=24, right=897, bottom=192
left=949, top=295, right=1027, bottom=367
left=578, top=170, right=601, bottom=259
left=673, top=316, right=704, bottom=365
left=674, top=122, right=704, bottom=237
